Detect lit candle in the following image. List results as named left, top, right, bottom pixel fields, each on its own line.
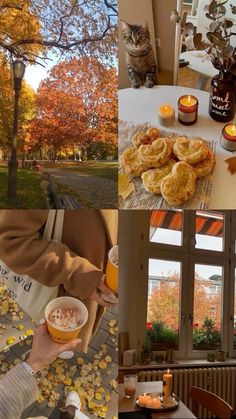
left=221, top=124, right=236, bottom=151
left=180, top=95, right=197, bottom=107
left=138, top=393, right=151, bottom=406
left=178, top=95, right=199, bottom=126
left=163, top=369, right=173, bottom=400
left=152, top=397, right=161, bottom=409
left=145, top=396, right=161, bottom=409
left=158, top=104, right=175, bottom=127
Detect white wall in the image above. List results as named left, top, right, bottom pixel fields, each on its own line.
left=119, top=0, right=157, bottom=89
left=152, top=0, right=177, bottom=74
left=119, top=211, right=150, bottom=349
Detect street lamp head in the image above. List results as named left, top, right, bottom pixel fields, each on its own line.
left=12, top=60, right=26, bottom=82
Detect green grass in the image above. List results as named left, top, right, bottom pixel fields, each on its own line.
left=0, top=167, right=46, bottom=208
left=42, top=161, right=118, bottom=180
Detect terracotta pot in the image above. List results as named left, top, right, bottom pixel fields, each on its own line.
left=151, top=342, right=178, bottom=351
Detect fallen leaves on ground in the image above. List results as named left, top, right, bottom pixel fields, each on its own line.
left=0, top=286, right=118, bottom=418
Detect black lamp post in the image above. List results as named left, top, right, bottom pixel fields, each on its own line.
left=7, top=59, right=26, bottom=203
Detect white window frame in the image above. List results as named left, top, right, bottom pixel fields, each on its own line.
left=139, top=210, right=235, bottom=360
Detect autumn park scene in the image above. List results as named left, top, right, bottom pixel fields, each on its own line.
left=0, top=0, right=118, bottom=208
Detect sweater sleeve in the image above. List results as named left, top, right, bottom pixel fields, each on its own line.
left=0, top=363, right=38, bottom=419
left=0, top=210, right=103, bottom=300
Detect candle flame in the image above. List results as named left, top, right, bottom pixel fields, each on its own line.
left=233, top=125, right=236, bottom=134
left=167, top=369, right=170, bottom=373
left=187, top=95, right=191, bottom=104
left=144, top=393, right=146, bottom=396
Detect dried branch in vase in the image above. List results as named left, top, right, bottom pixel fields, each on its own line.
left=171, top=0, right=236, bottom=73
left=193, top=0, right=236, bottom=72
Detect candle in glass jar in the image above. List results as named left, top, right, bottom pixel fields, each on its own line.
left=178, top=95, right=198, bottom=126
left=163, top=369, right=173, bottom=400
left=221, top=124, right=236, bottom=151
left=158, top=104, right=175, bottom=127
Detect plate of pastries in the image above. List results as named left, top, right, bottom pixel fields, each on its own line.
left=119, top=126, right=215, bottom=207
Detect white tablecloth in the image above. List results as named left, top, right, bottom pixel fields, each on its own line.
left=119, top=86, right=236, bottom=209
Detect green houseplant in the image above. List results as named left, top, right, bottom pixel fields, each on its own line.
left=146, top=320, right=178, bottom=351
left=193, top=317, right=221, bottom=350
left=140, top=336, right=152, bottom=364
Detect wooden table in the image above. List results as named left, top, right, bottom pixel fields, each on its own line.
left=119, top=382, right=197, bottom=418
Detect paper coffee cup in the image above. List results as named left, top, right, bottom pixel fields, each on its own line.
left=45, top=296, right=88, bottom=344
left=105, top=245, right=118, bottom=293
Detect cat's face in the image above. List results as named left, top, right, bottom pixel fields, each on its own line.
left=121, top=21, right=150, bottom=52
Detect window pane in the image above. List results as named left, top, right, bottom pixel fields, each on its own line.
left=193, top=264, right=223, bottom=350
left=147, top=259, right=181, bottom=351
left=149, top=210, right=183, bottom=246
left=195, top=211, right=224, bottom=252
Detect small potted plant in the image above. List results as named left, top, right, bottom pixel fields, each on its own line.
left=147, top=321, right=178, bottom=351
left=140, top=336, right=152, bottom=364
left=193, top=317, right=221, bottom=350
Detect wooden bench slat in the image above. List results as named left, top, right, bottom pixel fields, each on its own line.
left=60, top=195, right=80, bottom=209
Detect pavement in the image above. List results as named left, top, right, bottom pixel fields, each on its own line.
left=0, top=289, right=118, bottom=419
left=42, top=168, right=118, bottom=209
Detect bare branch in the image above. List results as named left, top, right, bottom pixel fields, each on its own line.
left=11, top=16, right=112, bottom=51
left=103, top=0, right=118, bottom=15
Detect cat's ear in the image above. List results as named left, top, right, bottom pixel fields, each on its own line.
left=141, top=21, right=149, bottom=30
left=120, top=20, right=129, bottom=33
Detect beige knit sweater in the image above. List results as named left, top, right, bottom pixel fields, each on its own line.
left=0, top=363, right=38, bottom=419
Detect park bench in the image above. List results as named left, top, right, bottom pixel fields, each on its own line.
left=60, top=195, right=81, bottom=209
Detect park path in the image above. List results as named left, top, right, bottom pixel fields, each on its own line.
left=43, top=168, right=118, bottom=208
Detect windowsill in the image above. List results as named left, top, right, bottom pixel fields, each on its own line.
left=119, top=358, right=236, bottom=370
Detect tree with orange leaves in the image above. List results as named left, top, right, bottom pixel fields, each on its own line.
left=29, top=57, right=117, bottom=159
left=148, top=271, right=221, bottom=329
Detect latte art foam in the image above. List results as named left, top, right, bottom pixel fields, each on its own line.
left=48, top=306, right=82, bottom=330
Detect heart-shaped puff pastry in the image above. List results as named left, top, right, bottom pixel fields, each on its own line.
left=138, top=138, right=172, bottom=168
left=132, top=128, right=160, bottom=147
left=191, top=150, right=215, bottom=178
left=141, top=159, right=176, bottom=194
left=161, top=161, right=196, bottom=206
left=173, top=137, right=209, bottom=164
left=119, top=146, right=148, bottom=177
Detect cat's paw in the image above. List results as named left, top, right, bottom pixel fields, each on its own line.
left=145, top=80, right=154, bottom=88
left=132, top=82, right=141, bottom=89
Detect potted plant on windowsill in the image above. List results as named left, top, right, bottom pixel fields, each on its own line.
left=140, top=336, right=152, bottom=364
left=146, top=320, right=178, bottom=351
left=193, top=317, right=221, bottom=350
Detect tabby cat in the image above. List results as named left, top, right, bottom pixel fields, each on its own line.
left=121, top=21, right=157, bottom=88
